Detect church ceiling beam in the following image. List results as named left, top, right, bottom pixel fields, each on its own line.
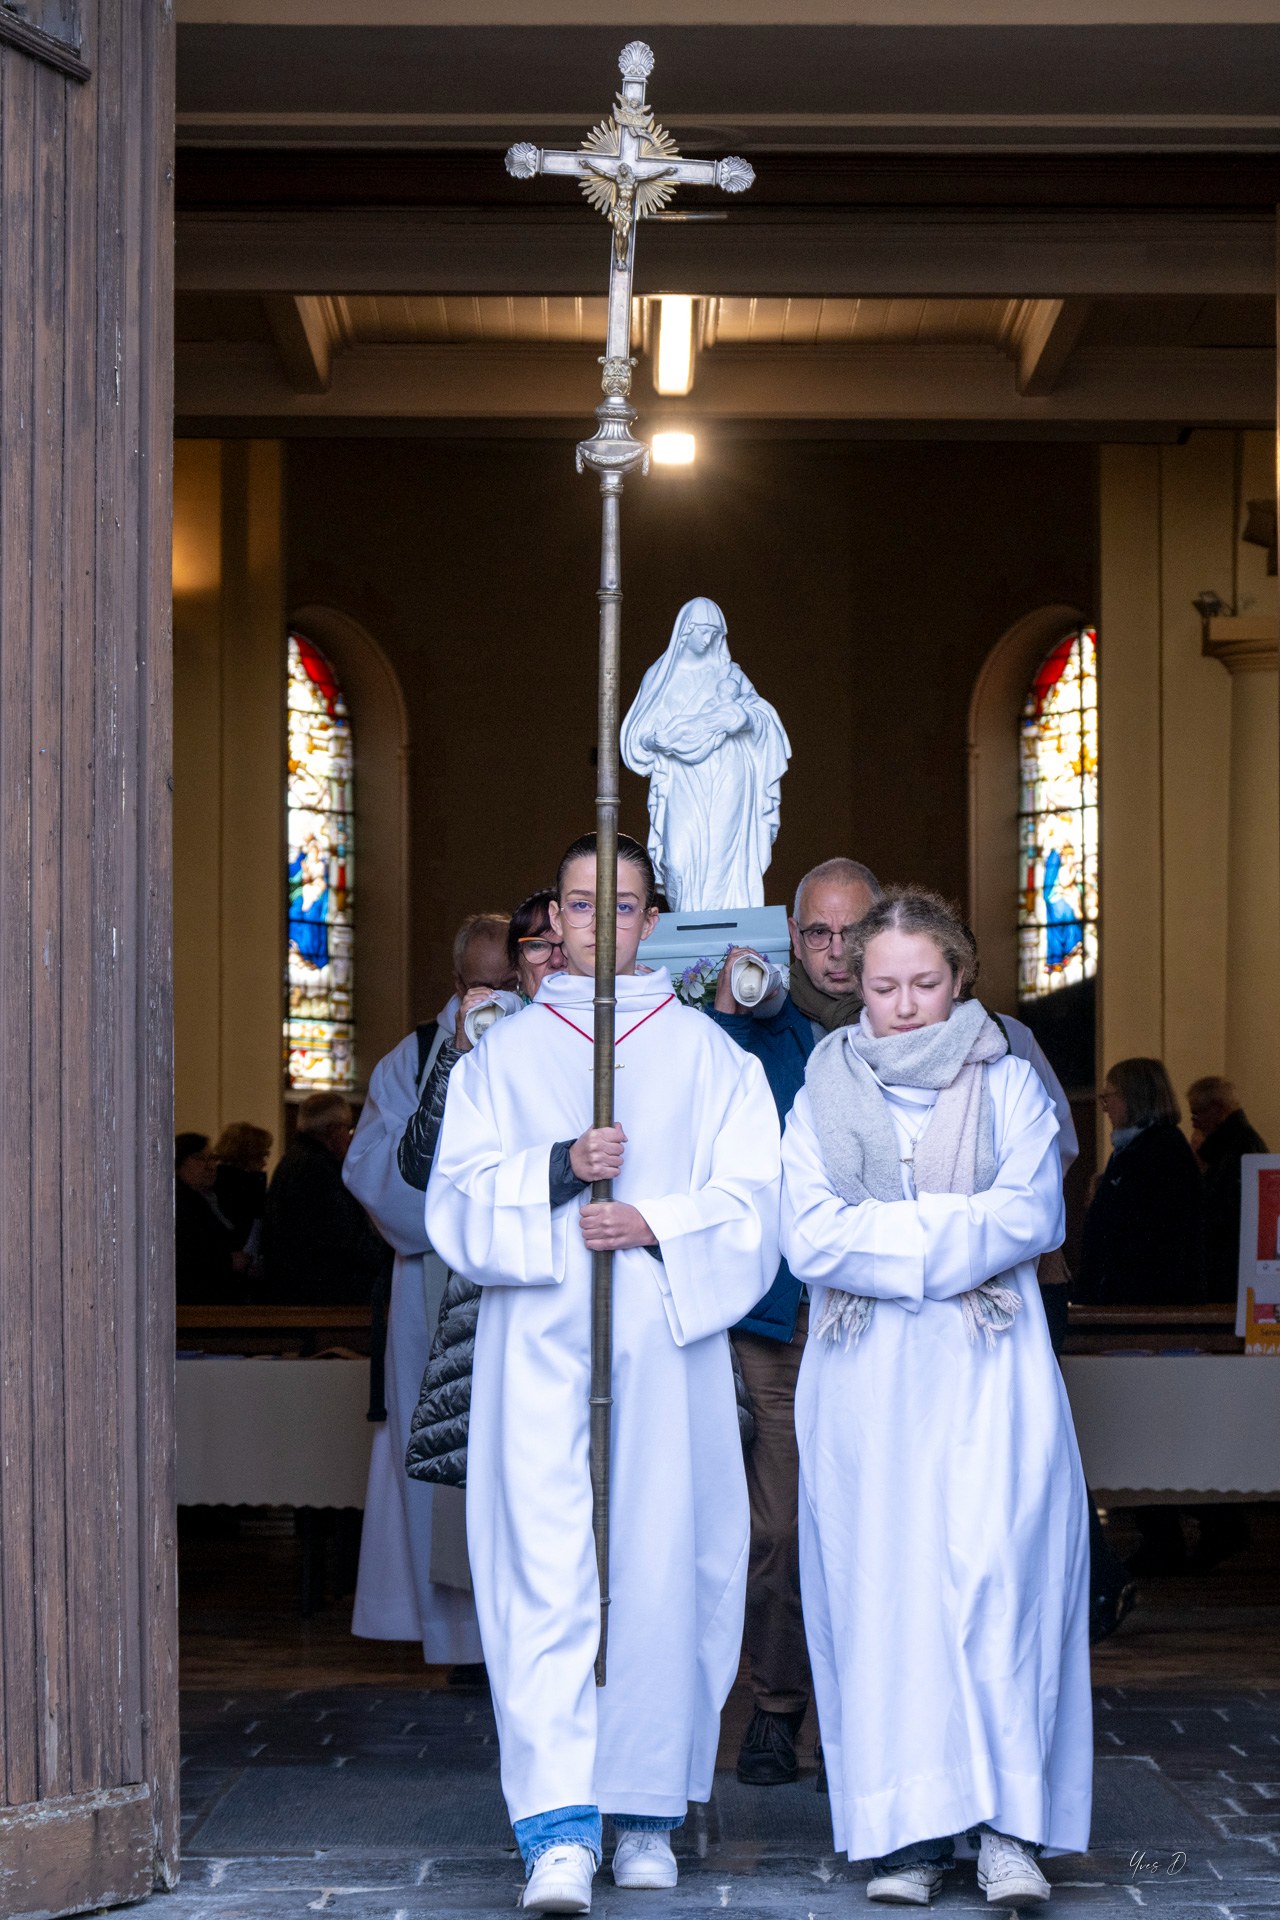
left=261, top=293, right=347, bottom=390
left=173, top=5, right=1280, bottom=22
left=997, top=297, right=1093, bottom=394
left=172, top=17, right=1280, bottom=155
left=174, top=338, right=1273, bottom=427
left=176, top=209, right=1275, bottom=299
left=176, top=149, right=1280, bottom=210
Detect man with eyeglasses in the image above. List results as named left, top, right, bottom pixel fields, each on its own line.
left=711, top=856, right=882, bottom=1787
left=345, top=912, right=517, bottom=1672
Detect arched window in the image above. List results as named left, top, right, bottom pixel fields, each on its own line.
left=285, top=631, right=355, bottom=1090
left=1017, top=626, right=1098, bottom=1001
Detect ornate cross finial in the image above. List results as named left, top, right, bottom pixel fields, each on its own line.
left=505, top=41, right=754, bottom=475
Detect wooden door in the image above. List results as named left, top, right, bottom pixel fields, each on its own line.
left=0, top=3, right=176, bottom=1914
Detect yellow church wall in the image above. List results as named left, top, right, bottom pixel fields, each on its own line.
left=1100, top=431, right=1280, bottom=1153
left=172, top=439, right=286, bottom=1157
left=172, top=439, right=224, bottom=1136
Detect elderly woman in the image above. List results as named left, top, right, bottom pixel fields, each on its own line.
left=1076, top=1057, right=1205, bottom=1307
left=212, top=1120, right=272, bottom=1254
left=781, top=887, right=1091, bottom=1908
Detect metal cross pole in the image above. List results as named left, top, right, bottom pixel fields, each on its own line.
left=506, top=40, right=753, bottom=1686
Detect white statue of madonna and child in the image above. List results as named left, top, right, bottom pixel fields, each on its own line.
left=621, top=596, right=791, bottom=918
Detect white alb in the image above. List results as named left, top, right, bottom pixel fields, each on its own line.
left=621, top=597, right=790, bottom=911
left=425, top=968, right=781, bottom=1828
left=781, top=1052, right=1092, bottom=1865
left=343, top=1014, right=483, bottom=1663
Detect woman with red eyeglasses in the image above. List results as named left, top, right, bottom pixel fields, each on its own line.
left=509, top=888, right=569, bottom=1002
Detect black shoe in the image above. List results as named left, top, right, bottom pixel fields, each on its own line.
left=1089, top=1579, right=1138, bottom=1645
left=447, top=1662, right=488, bottom=1690
left=736, top=1707, right=805, bottom=1786
left=815, top=1742, right=828, bottom=1795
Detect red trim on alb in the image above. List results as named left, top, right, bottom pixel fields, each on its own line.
left=543, top=993, right=675, bottom=1048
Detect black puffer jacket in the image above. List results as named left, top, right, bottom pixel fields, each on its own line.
left=398, top=1038, right=459, bottom=1191
left=405, top=1267, right=481, bottom=1486
left=405, top=1267, right=757, bottom=1489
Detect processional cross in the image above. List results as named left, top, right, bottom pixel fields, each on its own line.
left=506, top=43, right=754, bottom=1685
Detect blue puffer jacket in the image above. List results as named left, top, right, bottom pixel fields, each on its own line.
left=710, top=994, right=817, bottom=1341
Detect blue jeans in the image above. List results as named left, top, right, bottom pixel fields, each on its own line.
left=514, top=1806, right=685, bottom=1871
left=872, top=1827, right=1043, bottom=1876
left=872, top=1835, right=956, bottom=1875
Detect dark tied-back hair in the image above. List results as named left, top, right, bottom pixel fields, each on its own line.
left=508, top=887, right=557, bottom=968
left=175, top=1131, right=208, bottom=1171
left=1104, top=1057, right=1181, bottom=1129
left=556, top=831, right=658, bottom=910
left=846, top=885, right=980, bottom=995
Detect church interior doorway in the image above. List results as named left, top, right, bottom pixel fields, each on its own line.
left=7, top=8, right=1280, bottom=1918
left=166, top=12, right=1280, bottom=1914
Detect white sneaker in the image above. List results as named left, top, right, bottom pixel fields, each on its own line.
left=977, top=1830, right=1050, bottom=1906
left=866, top=1862, right=946, bottom=1905
left=612, top=1830, right=678, bottom=1890
left=522, top=1843, right=596, bottom=1914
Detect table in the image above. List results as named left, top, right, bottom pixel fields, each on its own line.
left=1060, top=1354, right=1280, bottom=1503
left=1064, top=1302, right=1241, bottom=1355
left=176, top=1356, right=373, bottom=1509
left=176, top=1306, right=373, bottom=1333
left=175, top=1353, right=1280, bottom=1518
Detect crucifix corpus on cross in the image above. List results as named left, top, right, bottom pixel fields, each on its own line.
left=506, top=41, right=755, bottom=1686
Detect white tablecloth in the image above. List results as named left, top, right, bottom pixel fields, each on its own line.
left=177, top=1357, right=373, bottom=1508
left=1060, top=1355, right=1280, bottom=1499
left=175, top=1353, right=1280, bottom=1509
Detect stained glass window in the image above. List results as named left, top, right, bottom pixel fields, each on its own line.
left=286, top=632, right=355, bottom=1089
left=1018, top=626, right=1098, bottom=1001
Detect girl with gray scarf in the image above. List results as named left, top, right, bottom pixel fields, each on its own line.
left=781, top=888, right=1092, bottom=1909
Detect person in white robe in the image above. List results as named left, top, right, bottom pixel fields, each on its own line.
left=425, top=831, right=781, bottom=1914
left=781, top=887, right=1091, bottom=1909
left=345, top=911, right=515, bottom=1665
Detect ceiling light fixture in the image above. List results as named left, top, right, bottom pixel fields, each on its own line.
left=652, top=431, right=696, bottom=466
left=654, top=295, right=695, bottom=396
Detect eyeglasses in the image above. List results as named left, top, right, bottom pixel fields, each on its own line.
left=797, top=922, right=860, bottom=953
left=518, top=936, right=566, bottom=962
left=561, top=898, right=644, bottom=927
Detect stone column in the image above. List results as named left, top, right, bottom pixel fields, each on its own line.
left=1205, top=616, right=1280, bottom=1148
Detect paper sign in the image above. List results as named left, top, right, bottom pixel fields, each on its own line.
left=1237, top=1155, right=1280, bottom=1352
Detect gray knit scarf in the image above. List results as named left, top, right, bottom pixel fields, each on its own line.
left=804, top=999, right=1021, bottom=1348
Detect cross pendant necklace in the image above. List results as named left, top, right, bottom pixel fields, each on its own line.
left=899, top=1113, right=930, bottom=1172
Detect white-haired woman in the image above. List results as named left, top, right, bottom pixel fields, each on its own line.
left=781, top=887, right=1091, bottom=1907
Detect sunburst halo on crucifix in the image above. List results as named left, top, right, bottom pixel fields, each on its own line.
left=504, top=42, right=755, bottom=1685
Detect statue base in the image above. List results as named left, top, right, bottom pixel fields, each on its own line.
left=641, top=904, right=790, bottom=997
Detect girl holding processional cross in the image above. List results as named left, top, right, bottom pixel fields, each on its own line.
left=425, top=831, right=781, bottom=1913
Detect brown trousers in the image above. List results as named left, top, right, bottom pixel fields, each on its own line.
left=731, top=1299, right=811, bottom=1717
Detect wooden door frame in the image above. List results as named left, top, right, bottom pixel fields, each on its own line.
left=0, top=3, right=177, bottom=1913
